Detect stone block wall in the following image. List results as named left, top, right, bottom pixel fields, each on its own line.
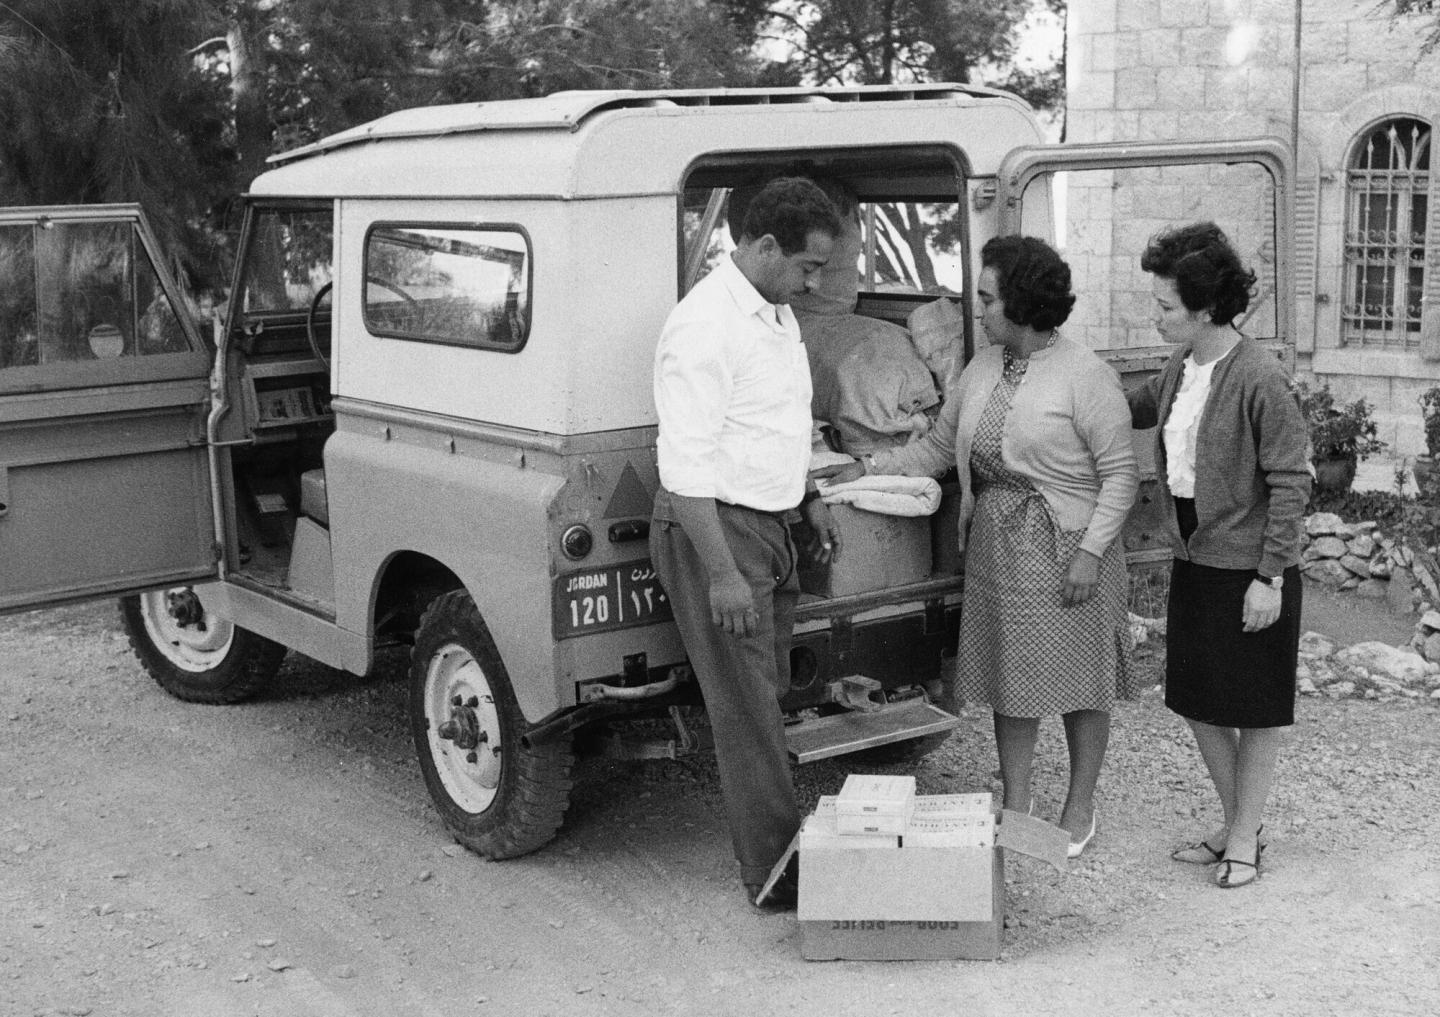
left=1066, top=0, right=1440, bottom=451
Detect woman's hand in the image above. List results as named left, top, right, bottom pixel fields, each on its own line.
left=1061, top=549, right=1102, bottom=607
left=811, top=461, right=866, bottom=484
left=1242, top=580, right=1282, bottom=632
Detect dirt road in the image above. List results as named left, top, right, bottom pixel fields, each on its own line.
left=3, top=600, right=1437, bottom=1017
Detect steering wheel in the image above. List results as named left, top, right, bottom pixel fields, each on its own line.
left=306, top=280, right=334, bottom=372
left=364, top=275, right=423, bottom=327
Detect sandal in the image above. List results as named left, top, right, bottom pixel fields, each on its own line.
left=1214, top=857, right=1259, bottom=888
left=1214, top=836, right=1262, bottom=889
left=1171, top=839, right=1225, bottom=865
left=1173, top=824, right=1266, bottom=865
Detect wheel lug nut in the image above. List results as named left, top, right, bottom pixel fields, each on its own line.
left=465, top=696, right=479, bottom=708
left=465, top=751, right=478, bottom=764
left=450, top=695, right=462, bottom=706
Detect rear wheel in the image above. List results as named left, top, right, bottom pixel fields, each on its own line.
left=410, top=591, right=574, bottom=859
left=118, top=587, right=286, bottom=703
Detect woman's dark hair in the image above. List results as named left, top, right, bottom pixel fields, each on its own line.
left=979, top=235, right=1076, bottom=332
left=1140, top=221, right=1257, bottom=325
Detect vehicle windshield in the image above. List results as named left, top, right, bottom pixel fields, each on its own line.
left=236, top=206, right=334, bottom=318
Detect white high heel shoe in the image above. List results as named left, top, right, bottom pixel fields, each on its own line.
left=1067, top=813, right=1097, bottom=860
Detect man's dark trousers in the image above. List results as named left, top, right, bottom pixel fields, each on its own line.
left=650, top=489, right=802, bottom=886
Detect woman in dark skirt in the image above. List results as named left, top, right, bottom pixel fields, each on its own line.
left=1128, top=222, right=1310, bottom=889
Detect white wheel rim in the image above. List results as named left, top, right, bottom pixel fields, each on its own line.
left=424, top=642, right=504, bottom=814
left=138, top=588, right=236, bottom=673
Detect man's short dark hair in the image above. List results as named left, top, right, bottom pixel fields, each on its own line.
left=980, top=235, right=1076, bottom=332
left=1141, top=221, right=1257, bottom=325
left=738, top=177, right=841, bottom=255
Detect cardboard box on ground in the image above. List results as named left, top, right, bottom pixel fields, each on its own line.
left=759, top=775, right=1070, bottom=961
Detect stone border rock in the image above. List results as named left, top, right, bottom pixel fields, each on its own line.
left=1301, top=512, right=1421, bottom=606
left=1127, top=597, right=1440, bottom=704
left=1300, top=631, right=1440, bottom=702
left=1301, top=510, right=1440, bottom=670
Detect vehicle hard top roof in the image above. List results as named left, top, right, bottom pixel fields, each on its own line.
left=250, top=83, right=1040, bottom=199
left=269, top=84, right=1017, bottom=164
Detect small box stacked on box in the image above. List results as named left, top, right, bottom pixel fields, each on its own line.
left=832, top=773, right=916, bottom=836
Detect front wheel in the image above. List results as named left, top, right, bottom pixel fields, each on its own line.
left=118, top=588, right=287, bottom=703
left=410, top=591, right=575, bottom=859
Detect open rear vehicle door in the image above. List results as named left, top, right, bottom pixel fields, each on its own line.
left=996, top=137, right=1293, bottom=357
left=0, top=204, right=218, bottom=612
left=996, top=138, right=1295, bottom=567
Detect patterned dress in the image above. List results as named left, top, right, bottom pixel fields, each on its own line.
left=956, top=364, right=1139, bottom=717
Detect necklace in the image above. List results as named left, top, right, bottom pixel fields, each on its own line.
left=1002, top=331, right=1058, bottom=382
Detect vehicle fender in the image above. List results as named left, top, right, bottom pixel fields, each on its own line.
left=322, top=428, right=565, bottom=722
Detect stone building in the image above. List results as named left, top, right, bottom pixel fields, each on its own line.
left=1064, top=0, right=1440, bottom=452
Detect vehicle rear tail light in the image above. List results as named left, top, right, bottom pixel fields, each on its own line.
left=561, top=524, right=594, bottom=560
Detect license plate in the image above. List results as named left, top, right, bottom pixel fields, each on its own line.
left=553, top=559, right=673, bottom=639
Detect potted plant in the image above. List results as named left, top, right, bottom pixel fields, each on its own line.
left=1294, top=381, right=1388, bottom=492
left=1414, top=387, right=1440, bottom=500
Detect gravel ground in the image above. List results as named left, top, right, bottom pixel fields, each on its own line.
left=2, top=595, right=1438, bottom=1017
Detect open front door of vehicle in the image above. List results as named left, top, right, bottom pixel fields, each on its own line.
left=995, top=138, right=1295, bottom=568
left=0, top=204, right=218, bottom=612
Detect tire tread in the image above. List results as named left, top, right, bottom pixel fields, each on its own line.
left=411, top=591, right=574, bottom=860
left=118, top=594, right=286, bottom=705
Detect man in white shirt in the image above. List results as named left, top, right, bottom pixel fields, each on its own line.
left=650, top=177, right=843, bottom=906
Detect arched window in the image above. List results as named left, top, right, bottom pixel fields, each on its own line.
left=1342, top=117, right=1431, bottom=349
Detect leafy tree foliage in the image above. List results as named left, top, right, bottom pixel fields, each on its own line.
left=1381, top=0, right=1440, bottom=54
left=0, top=0, right=1066, bottom=290
left=763, top=0, right=1062, bottom=113
left=0, top=1, right=234, bottom=281
left=224, top=0, right=784, bottom=178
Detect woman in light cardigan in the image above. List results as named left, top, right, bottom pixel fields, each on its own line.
left=829, top=236, right=1139, bottom=857
left=1128, top=222, right=1309, bottom=889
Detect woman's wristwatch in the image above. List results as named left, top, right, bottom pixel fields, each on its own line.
left=1253, top=572, right=1283, bottom=590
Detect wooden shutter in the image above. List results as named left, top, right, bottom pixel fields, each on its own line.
left=1422, top=152, right=1440, bottom=361
left=1294, top=169, right=1320, bottom=355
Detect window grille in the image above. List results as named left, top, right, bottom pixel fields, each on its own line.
left=1342, top=118, right=1431, bottom=349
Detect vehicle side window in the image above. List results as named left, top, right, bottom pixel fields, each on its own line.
left=0, top=225, right=37, bottom=368
left=0, top=220, right=192, bottom=369
left=362, top=224, right=530, bottom=351
left=855, top=201, right=964, bottom=296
